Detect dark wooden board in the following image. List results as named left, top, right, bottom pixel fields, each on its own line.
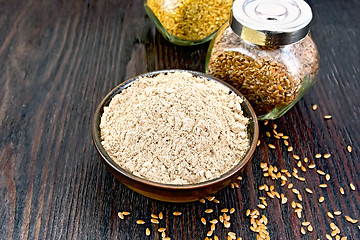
left=0, top=0, right=359, bottom=239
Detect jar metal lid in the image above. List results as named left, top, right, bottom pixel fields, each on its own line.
left=230, top=0, right=312, bottom=46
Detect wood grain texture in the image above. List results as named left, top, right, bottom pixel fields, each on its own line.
left=0, top=0, right=359, bottom=239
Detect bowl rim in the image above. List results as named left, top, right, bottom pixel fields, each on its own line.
left=91, top=69, right=259, bottom=190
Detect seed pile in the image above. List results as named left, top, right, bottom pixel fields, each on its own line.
left=147, top=0, right=233, bottom=41
left=100, top=71, right=250, bottom=184
left=208, top=27, right=319, bottom=116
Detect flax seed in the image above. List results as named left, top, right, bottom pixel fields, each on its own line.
left=308, top=164, right=316, bottom=169
left=288, top=146, right=293, bottom=152
left=350, top=183, right=356, bottom=191
left=340, top=187, right=345, bottom=195
left=151, top=219, right=159, bottom=224
left=315, top=154, right=322, bottom=158
left=326, top=174, right=331, bottom=181
left=118, top=212, right=124, bottom=219
left=328, top=212, right=334, bottom=219
left=305, top=188, right=313, bottom=194
left=268, top=144, right=276, bottom=149
left=347, top=145, right=352, bottom=153
left=312, top=104, right=318, bottom=111
left=320, top=184, right=328, bottom=188
left=317, top=170, right=326, bottom=175
left=146, top=228, right=151, bottom=236
left=293, top=154, right=300, bottom=160
left=324, top=153, right=331, bottom=159
left=205, top=209, right=213, bottom=214
left=158, top=228, right=166, bottom=232
left=136, top=220, right=145, bottom=224
left=319, top=196, right=325, bottom=203
left=334, top=211, right=342, bottom=216
left=308, top=225, right=313, bottom=232
left=345, top=216, right=358, bottom=224
left=324, top=115, right=332, bottom=119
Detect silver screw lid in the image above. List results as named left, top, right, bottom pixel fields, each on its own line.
left=230, top=0, right=313, bottom=46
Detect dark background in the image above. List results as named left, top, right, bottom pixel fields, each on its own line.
left=0, top=0, right=359, bottom=239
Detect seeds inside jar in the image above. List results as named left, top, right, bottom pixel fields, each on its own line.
left=146, top=0, right=233, bottom=41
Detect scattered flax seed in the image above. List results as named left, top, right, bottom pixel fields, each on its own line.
left=297, top=194, right=303, bottom=202
left=324, top=115, right=332, bottom=119
left=302, top=221, right=310, bottom=226
left=281, top=197, right=288, bottom=204
left=123, top=212, right=130, bottom=216
left=257, top=140, right=261, bottom=146
left=199, top=199, right=206, bottom=203
left=347, top=145, right=352, bottom=153
left=266, top=132, right=271, bottom=137
left=233, top=182, right=240, bottom=188
left=201, top=217, right=206, bottom=225
left=308, top=164, right=316, bottom=169
left=118, top=212, right=126, bottom=220
left=297, top=161, right=302, bottom=167
left=224, top=221, right=231, bottom=228
left=237, top=176, right=243, bottom=180
left=312, top=104, right=318, bottom=111
left=326, top=234, right=332, bottom=240
left=328, top=212, right=334, bottom=219
left=292, top=188, right=300, bottom=195
left=207, top=196, right=216, bottom=201
left=146, top=228, right=151, bottom=236
left=317, top=170, right=326, bottom=176
left=173, top=212, right=182, bottom=216
left=257, top=204, right=266, bottom=209
left=273, top=124, right=277, bottom=129
left=151, top=219, right=159, bottom=224
left=221, top=208, right=229, bottom=213
left=210, top=219, right=218, bottom=224
left=268, top=144, right=276, bottom=149
left=334, top=211, right=342, bottom=216
left=158, top=228, right=166, bottom=232
left=291, top=201, right=296, bottom=208
left=345, top=216, right=358, bottom=224
left=230, top=208, right=235, bottom=214
left=158, top=212, right=163, bottom=219
left=282, top=135, right=289, bottom=139
left=264, top=120, right=269, bottom=125
left=151, top=214, right=158, bottom=219
left=211, top=224, right=215, bottom=231
left=304, top=157, right=308, bottom=163
left=308, top=225, right=313, bottom=232
left=301, top=227, right=306, bottom=235
left=213, top=199, right=220, bottom=204
left=326, top=174, right=331, bottom=181
left=284, top=140, right=289, bottom=146
left=324, top=153, right=331, bottom=159
left=305, top=188, right=313, bottom=194
left=228, top=232, right=236, bottom=239
left=315, top=154, right=322, bottom=158
left=319, top=196, right=325, bottom=203
left=205, top=209, right=214, bottom=214
left=340, top=187, right=345, bottom=195
left=293, top=154, right=300, bottom=160
left=288, top=146, right=293, bottom=152
left=163, top=237, right=170, bottom=240
left=136, top=220, right=145, bottom=224
left=350, top=183, right=356, bottom=191
left=319, top=184, right=328, bottom=188
left=288, top=183, right=294, bottom=189
left=246, top=209, right=251, bottom=216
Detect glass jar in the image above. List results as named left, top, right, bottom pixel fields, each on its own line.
left=145, top=0, right=233, bottom=46
left=206, top=0, right=319, bottom=120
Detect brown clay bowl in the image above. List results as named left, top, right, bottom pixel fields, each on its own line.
left=92, top=69, right=259, bottom=202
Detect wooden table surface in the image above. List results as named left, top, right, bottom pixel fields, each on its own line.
left=1, top=0, right=359, bottom=239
